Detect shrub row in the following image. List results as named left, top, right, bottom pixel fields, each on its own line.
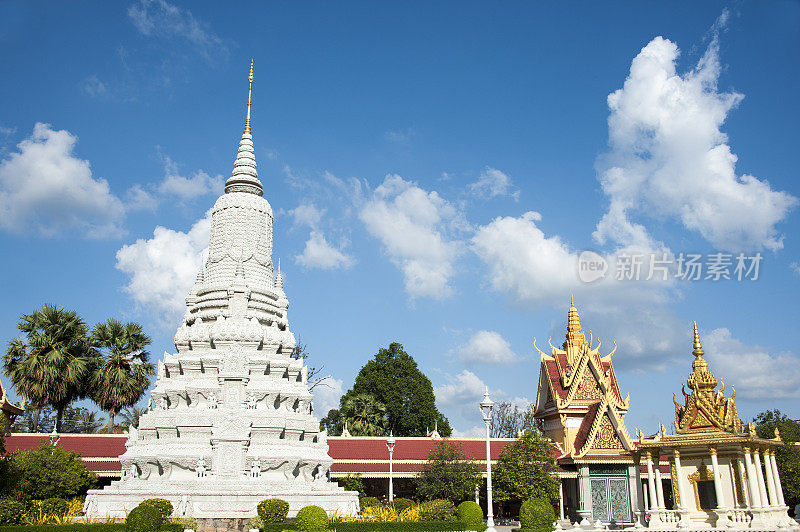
left=257, top=522, right=484, bottom=531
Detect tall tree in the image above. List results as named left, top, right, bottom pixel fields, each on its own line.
left=90, top=319, right=154, bottom=432
left=119, top=406, right=147, bottom=430
left=4, top=304, right=95, bottom=431
left=493, top=432, right=560, bottom=505
left=417, top=440, right=481, bottom=502
left=336, top=342, right=451, bottom=437
left=753, top=410, right=800, bottom=510
left=340, top=393, right=388, bottom=436
left=490, top=401, right=541, bottom=438
left=61, top=406, right=105, bottom=434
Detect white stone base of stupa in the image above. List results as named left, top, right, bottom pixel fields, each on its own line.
left=83, top=480, right=360, bottom=519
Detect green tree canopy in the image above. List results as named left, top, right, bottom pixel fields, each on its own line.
left=3, top=443, right=97, bottom=500
left=332, top=342, right=451, bottom=437
left=4, top=304, right=95, bottom=431
left=494, top=432, right=560, bottom=503
left=416, top=439, right=481, bottom=503
left=90, top=319, right=154, bottom=432
left=753, top=409, right=800, bottom=509
left=339, top=393, right=388, bottom=436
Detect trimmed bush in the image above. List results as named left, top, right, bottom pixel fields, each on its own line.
left=140, top=498, right=173, bottom=519
left=518, top=497, right=555, bottom=532
left=295, top=505, right=328, bottom=531
left=0, top=498, right=26, bottom=525
left=258, top=498, right=290, bottom=523
left=392, top=498, right=415, bottom=513
left=420, top=499, right=457, bottom=521
left=126, top=504, right=163, bottom=532
left=457, top=501, right=482, bottom=525
left=39, top=497, right=70, bottom=517
left=5, top=444, right=97, bottom=500
left=359, top=496, right=379, bottom=508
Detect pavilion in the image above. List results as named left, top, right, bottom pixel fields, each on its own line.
left=632, top=323, right=798, bottom=530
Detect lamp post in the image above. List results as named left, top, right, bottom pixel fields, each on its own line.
left=480, top=387, right=497, bottom=531
left=386, top=432, right=395, bottom=503
left=49, top=426, right=59, bottom=448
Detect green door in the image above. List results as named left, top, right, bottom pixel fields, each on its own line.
left=589, top=467, right=631, bottom=523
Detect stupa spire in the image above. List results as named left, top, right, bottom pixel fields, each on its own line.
left=225, top=60, right=263, bottom=196
left=692, top=321, right=704, bottom=357
left=244, top=59, right=254, bottom=134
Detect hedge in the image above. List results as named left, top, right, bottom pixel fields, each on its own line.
left=257, top=522, right=485, bottom=531
left=0, top=525, right=183, bottom=532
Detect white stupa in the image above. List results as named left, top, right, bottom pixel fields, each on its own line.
left=84, top=61, right=359, bottom=520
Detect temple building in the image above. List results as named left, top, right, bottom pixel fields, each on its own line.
left=633, top=324, right=798, bottom=530
left=82, top=62, right=359, bottom=519
left=534, top=298, right=642, bottom=526
left=0, top=379, right=23, bottom=427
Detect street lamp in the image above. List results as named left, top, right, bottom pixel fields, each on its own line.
left=386, top=433, right=396, bottom=503
left=49, top=426, right=59, bottom=448
left=480, top=387, right=497, bottom=532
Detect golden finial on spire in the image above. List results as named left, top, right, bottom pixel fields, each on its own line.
left=563, top=296, right=586, bottom=358
left=244, top=59, right=254, bottom=134
left=692, top=321, right=704, bottom=357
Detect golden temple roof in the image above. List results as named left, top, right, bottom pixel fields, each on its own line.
left=674, top=322, right=742, bottom=435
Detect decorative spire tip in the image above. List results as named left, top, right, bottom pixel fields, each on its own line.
left=692, top=321, right=704, bottom=357
left=244, top=59, right=254, bottom=134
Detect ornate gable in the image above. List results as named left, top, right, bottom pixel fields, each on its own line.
left=534, top=298, right=633, bottom=457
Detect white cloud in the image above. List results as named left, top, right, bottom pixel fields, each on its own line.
left=434, top=369, right=487, bottom=426
left=125, top=184, right=158, bottom=212
left=471, top=210, right=684, bottom=371
left=791, top=262, right=800, bottom=276
left=156, top=156, right=223, bottom=200
left=595, top=35, right=796, bottom=252
left=384, top=127, right=414, bottom=144
left=468, top=167, right=519, bottom=200
left=127, top=0, right=226, bottom=60
left=82, top=75, right=106, bottom=97
left=290, top=203, right=324, bottom=229
left=703, top=328, right=800, bottom=400
left=295, top=231, right=354, bottom=270
left=360, top=174, right=465, bottom=299
left=452, top=425, right=485, bottom=438
left=472, top=211, right=577, bottom=304
left=456, top=330, right=519, bottom=365
left=0, top=123, right=125, bottom=238
left=312, top=377, right=344, bottom=418
left=115, top=214, right=210, bottom=326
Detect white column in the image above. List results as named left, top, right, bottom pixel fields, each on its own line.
left=769, top=452, right=786, bottom=507
left=736, top=458, right=749, bottom=507
left=484, top=423, right=495, bottom=529
left=743, top=448, right=762, bottom=509
left=673, top=450, right=687, bottom=510
left=559, top=481, right=565, bottom=521
left=646, top=452, right=658, bottom=511
left=762, top=449, right=779, bottom=507
left=578, top=465, right=592, bottom=524
left=630, top=458, right=645, bottom=525
left=709, top=448, right=727, bottom=510
left=753, top=449, right=770, bottom=508
left=653, top=454, right=666, bottom=509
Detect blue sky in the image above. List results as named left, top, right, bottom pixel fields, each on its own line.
left=1, top=1, right=798, bottom=436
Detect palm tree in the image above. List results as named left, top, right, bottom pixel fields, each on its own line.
left=341, top=393, right=388, bottom=436
left=4, top=304, right=95, bottom=432
left=118, top=406, right=147, bottom=430
left=91, top=319, right=154, bottom=433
